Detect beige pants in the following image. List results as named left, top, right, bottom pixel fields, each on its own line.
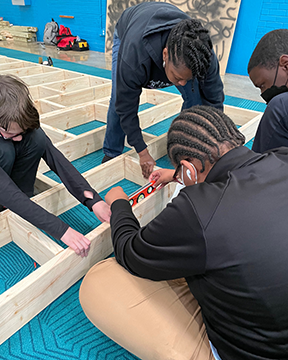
left=79, top=258, right=213, bottom=360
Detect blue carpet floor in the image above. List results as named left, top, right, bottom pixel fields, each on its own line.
left=0, top=46, right=261, bottom=359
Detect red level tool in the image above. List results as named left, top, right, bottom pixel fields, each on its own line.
left=128, top=180, right=156, bottom=207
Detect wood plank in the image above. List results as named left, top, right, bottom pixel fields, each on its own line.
left=45, top=76, right=91, bottom=92
left=146, top=133, right=168, bottom=161
left=240, top=114, right=262, bottom=143
left=21, top=71, right=64, bottom=86
left=146, top=89, right=181, bottom=105
left=80, top=154, right=126, bottom=194
left=45, top=83, right=111, bottom=107
left=0, top=210, right=12, bottom=248
left=41, top=123, right=76, bottom=144
left=89, top=76, right=111, bottom=87
left=35, top=86, right=62, bottom=100
left=0, top=65, right=41, bottom=77
left=8, top=214, right=63, bottom=265
left=35, top=99, right=66, bottom=115
left=0, top=61, right=25, bottom=71
left=124, top=156, right=147, bottom=187
left=0, top=181, right=176, bottom=345
left=35, top=172, right=60, bottom=193
left=94, top=102, right=108, bottom=122
left=139, top=97, right=182, bottom=130
left=0, top=57, right=19, bottom=64
left=35, top=156, right=125, bottom=215
left=0, top=65, right=56, bottom=77
left=36, top=127, right=105, bottom=175
left=40, top=103, right=96, bottom=130
left=54, top=127, right=105, bottom=161
left=224, top=105, right=262, bottom=126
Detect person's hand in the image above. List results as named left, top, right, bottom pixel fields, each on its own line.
left=60, top=227, right=91, bottom=257
left=149, top=168, right=175, bottom=189
left=92, top=200, right=111, bottom=223
left=138, top=148, right=156, bottom=179
left=105, top=186, right=129, bottom=206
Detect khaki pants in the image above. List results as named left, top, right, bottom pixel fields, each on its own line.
left=79, top=258, right=213, bottom=360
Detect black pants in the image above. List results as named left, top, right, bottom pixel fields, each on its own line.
left=0, top=128, right=46, bottom=210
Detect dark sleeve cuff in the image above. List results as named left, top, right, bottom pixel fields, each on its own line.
left=135, top=140, right=147, bottom=154
left=83, top=190, right=102, bottom=211
left=111, top=198, right=132, bottom=213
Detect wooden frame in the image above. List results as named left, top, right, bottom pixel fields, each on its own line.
left=0, top=55, right=263, bottom=344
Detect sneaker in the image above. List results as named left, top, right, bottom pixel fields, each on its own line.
left=101, top=155, right=114, bottom=164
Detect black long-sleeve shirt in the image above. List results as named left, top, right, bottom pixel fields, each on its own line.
left=0, top=135, right=101, bottom=240
left=110, top=146, right=288, bottom=360
left=252, top=92, right=288, bottom=153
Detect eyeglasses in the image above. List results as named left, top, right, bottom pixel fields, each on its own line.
left=0, top=127, right=28, bottom=140
left=173, top=160, right=198, bottom=186
left=173, top=163, right=185, bottom=185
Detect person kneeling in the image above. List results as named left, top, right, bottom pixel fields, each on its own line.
left=80, top=105, right=288, bottom=359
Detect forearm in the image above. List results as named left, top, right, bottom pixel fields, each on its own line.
left=0, top=169, right=68, bottom=239
left=110, top=195, right=206, bottom=281
left=42, top=135, right=102, bottom=210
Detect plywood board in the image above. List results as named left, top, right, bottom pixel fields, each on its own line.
left=105, top=0, right=242, bottom=75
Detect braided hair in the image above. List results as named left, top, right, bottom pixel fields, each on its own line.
left=166, top=19, right=213, bottom=81
left=167, top=106, right=245, bottom=172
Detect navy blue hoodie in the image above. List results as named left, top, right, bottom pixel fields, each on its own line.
left=115, top=2, right=224, bottom=153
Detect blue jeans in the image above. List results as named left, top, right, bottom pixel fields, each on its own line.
left=103, top=30, right=125, bottom=158
left=103, top=32, right=221, bottom=157
left=210, top=341, right=222, bottom=360
left=176, top=78, right=202, bottom=110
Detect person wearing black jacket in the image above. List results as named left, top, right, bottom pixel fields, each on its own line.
left=102, top=2, right=224, bottom=178
left=0, top=75, right=111, bottom=257
left=80, top=106, right=288, bottom=360
left=248, top=29, right=288, bottom=153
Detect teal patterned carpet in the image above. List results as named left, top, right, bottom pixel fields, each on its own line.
left=0, top=47, right=263, bottom=359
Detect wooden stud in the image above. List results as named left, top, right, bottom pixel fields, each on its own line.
left=0, top=55, right=264, bottom=346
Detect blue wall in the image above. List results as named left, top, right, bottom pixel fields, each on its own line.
left=227, top=0, right=288, bottom=76
left=0, top=0, right=106, bottom=51
left=1, top=0, right=288, bottom=75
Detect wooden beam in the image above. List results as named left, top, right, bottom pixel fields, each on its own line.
left=0, top=181, right=176, bottom=345
left=45, top=83, right=111, bottom=107
left=224, top=105, right=262, bottom=126
left=139, top=97, right=182, bottom=130
left=35, top=99, right=66, bottom=115
left=124, top=156, right=147, bottom=187
left=41, top=123, right=76, bottom=144
left=0, top=61, right=25, bottom=71
left=0, top=211, right=12, bottom=248
left=240, top=113, right=262, bottom=143
left=35, top=172, right=60, bottom=193
left=145, top=88, right=181, bottom=105
left=40, top=102, right=97, bottom=130
left=8, top=214, right=63, bottom=265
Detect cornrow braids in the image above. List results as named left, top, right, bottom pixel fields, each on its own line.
left=167, top=105, right=245, bottom=172
left=167, top=18, right=213, bottom=81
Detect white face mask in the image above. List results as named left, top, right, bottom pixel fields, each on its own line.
left=180, top=162, right=198, bottom=186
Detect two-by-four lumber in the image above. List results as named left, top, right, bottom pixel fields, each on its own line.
left=8, top=214, right=63, bottom=265
left=0, top=172, right=177, bottom=345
